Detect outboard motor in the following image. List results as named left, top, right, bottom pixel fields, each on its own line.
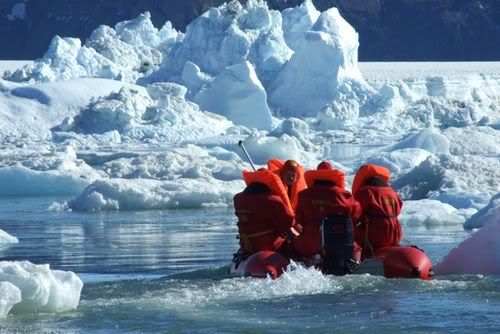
left=320, top=215, right=354, bottom=276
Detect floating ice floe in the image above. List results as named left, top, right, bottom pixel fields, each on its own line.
left=240, top=133, right=302, bottom=165
left=99, top=144, right=245, bottom=182
left=0, top=146, right=100, bottom=196
left=400, top=199, right=472, bottom=229
left=0, top=282, right=21, bottom=318
left=65, top=177, right=242, bottom=212
left=0, top=261, right=83, bottom=315
left=393, top=153, right=500, bottom=209
left=0, top=229, right=18, bottom=245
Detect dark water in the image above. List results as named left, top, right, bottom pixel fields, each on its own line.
left=1, top=197, right=499, bottom=334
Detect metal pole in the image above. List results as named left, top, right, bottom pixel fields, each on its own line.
left=238, top=140, right=257, bottom=171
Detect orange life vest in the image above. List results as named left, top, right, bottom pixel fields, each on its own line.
left=304, top=169, right=346, bottom=189
left=266, top=159, right=307, bottom=211
left=242, top=169, right=294, bottom=214
left=352, top=164, right=391, bottom=197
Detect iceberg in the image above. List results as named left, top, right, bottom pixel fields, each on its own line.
left=4, top=12, right=181, bottom=84
left=269, top=7, right=369, bottom=117
left=147, top=0, right=291, bottom=86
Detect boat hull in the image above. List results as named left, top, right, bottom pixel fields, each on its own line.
left=228, top=246, right=433, bottom=280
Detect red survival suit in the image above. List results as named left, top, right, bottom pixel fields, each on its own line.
left=293, top=162, right=362, bottom=259
left=234, top=169, right=296, bottom=255
left=352, top=164, right=403, bottom=258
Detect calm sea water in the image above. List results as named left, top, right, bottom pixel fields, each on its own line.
left=1, top=196, right=499, bottom=334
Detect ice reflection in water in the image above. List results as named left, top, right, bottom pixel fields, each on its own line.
left=0, top=197, right=237, bottom=276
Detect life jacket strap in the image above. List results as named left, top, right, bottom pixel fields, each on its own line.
left=238, top=229, right=276, bottom=253
left=363, top=220, right=375, bottom=258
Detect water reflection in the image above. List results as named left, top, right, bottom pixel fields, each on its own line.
left=0, top=197, right=238, bottom=276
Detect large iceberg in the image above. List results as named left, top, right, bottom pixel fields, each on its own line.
left=5, top=12, right=181, bottom=84
left=148, top=0, right=292, bottom=86
left=269, top=7, right=370, bottom=117
left=281, top=0, right=321, bottom=52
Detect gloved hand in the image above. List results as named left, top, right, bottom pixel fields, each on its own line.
left=346, top=258, right=361, bottom=273
left=293, top=224, right=303, bottom=234
left=285, top=224, right=303, bottom=242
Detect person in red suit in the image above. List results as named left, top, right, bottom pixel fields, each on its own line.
left=235, top=169, right=301, bottom=255
left=267, top=159, right=307, bottom=212
left=352, top=164, right=403, bottom=259
left=293, top=161, right=362, bottom=263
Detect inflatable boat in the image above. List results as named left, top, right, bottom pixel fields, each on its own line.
left=228, top=215, right=433, bottom=280
left=228, top=245, right=433, bottom=280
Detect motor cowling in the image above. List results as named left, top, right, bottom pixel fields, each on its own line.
left=321, top=215, right=354, bottom=276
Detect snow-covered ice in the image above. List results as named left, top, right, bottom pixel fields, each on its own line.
left=400, top=199, right=470, bottom=229
left=0, top=261, right=83, bottom=315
